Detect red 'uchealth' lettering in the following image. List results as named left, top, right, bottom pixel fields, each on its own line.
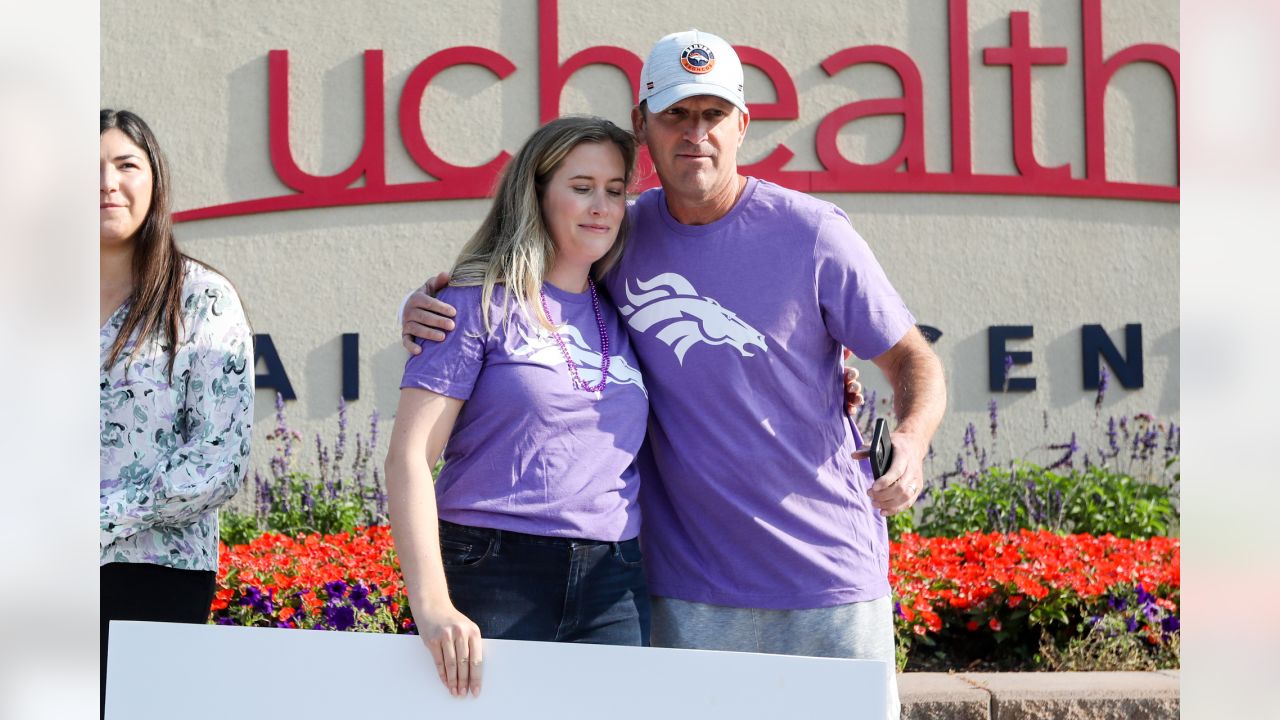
left=174, top=0, right=1178, bottom=223
left=983, top=11, right=1070, bottom=180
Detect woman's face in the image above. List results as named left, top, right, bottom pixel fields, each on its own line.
left=540, top=141, right=627, bottom=271
left=100, top=128, right=153, bottom=245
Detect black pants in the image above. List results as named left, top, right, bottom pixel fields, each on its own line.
left=440, top=520, right=650, bottom=646
left=100, top=562, right=216, bottom=718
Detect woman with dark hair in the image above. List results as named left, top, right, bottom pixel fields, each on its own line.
left=385, top=116, right=649, bottom=699
left=99, top=109, right=253, bottom=713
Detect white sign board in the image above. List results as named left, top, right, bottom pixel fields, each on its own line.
left=106, top=621, right=888, bottom=718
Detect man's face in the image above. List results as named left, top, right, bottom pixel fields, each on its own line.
left=633, top=95, right=749, bottom=204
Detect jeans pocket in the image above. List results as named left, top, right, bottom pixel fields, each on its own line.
left=614, top=539, right=644, bottom=569
left=439, top=535, right=494, bottom=569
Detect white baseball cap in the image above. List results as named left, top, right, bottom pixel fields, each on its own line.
left=638, top=29, right=748, bottom=116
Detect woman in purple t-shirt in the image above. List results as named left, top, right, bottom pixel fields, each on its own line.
left=385, top=117, right=651, bottom=698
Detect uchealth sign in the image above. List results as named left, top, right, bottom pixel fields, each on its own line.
left=173, top=0, right=1177, bottom=224
left=102, top=0, right=1178, bottom=469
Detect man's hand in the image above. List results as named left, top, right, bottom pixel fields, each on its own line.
left=853, top=431, right=925, bottom=516
left=848, top=328, right=946, bottom=517
left=843, top=364, right=864, bottom=415
left=402, top=271, right=457, bottom=355
left=844, top=345, right=865, bottom=412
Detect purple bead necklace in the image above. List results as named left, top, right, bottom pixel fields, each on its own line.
left=540, top=278, right=610, bottom=393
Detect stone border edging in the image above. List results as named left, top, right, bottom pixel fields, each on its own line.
left=899, top=670, right=1180, bottom=720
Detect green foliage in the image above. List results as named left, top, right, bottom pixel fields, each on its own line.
left=913, top=463, right=1178, bottom=539
left=222, top=459, right=445, bottom=546
left=219, top=510, right=263, bottom=547
left=885, top=510, right=915, bottom=540
left=222, top=472, right=372, bottom=544
left=1037, top=615, right=1180, bottom=671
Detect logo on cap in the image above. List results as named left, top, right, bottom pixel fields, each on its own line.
left=680, top=44, right=715, bottom=74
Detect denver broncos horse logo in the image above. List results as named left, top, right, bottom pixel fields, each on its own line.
left=618, top=273, right=767, bottom=365
left=512, top=324, right=647, bottom=397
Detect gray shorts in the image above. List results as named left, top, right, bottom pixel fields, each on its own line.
left=650, top=594, right=900, bottom=720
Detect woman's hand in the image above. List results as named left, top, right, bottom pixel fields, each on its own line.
left=416, top=603, right=484, bottom=698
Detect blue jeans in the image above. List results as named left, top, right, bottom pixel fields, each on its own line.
left=439, top=520, right=650, bottom=646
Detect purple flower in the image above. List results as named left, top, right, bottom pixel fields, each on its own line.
left=1047, top=432, right=1079, bottom=470
left=894, top=601, right=905, bottom=619
left=239, top=586, right=274, bottom=616
left=274, top=392, right=286, bottom=434
left=1125, top=616, right=1139, bottom=633
left=1140, top=429, right=1160, bottom=459
left=215, top=617, right=235, bottom=626
left=1161, top=616, right=1180, bottom=634
left=325, top=580, right=348, bottom=600
left=1107, top=594, right=1128, bottom=612
left=1164, top=423, right=1179, bottom=458
left=335, top=397, right=348, bottom=464
left=988, top=399, right=999, bottom=440
left=239, top=586, right=262, bottom=607
left=353, top=432, right=367, bottom=490
left=963, top=423, right=976, bottom=452
left=863, top=391, right=878, bottom=435
left=1002, top=354, right=1014, bottom=391
left=1107, top=417, right=1120, bottom=457
left=1095, top=365, right=1109, bottom=413
left=254, top=470, right=270, bottom=520
left=325, top=604, right=357, bottom=631
left=349, top=583, right=377, bottom=614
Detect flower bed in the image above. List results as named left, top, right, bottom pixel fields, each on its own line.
left=212, top=527, right=411, bottom=632
left=212, top=528, right=1178, bottom=670
left=891, top=530, right=1179, bottom=670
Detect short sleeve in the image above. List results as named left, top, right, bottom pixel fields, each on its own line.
left=814, top=208, right=916, bottom=360
left=400, top=285, right=489, bottom=400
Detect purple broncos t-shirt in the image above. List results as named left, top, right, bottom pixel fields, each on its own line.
left=603, top=177, right=916, bottom=609
left=400, top=282, right=648, bottom=542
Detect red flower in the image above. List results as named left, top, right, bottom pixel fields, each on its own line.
left=988, top=618, right=1002, bottom=632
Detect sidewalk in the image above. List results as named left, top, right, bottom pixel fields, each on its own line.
left=900, top=670, right=1180, bottom=719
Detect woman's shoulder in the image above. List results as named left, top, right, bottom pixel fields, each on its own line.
left=181, top=259, right=239, bottom=298
left=438, top=282, right=524, bottom=324
left=179, top=260, right=248, bottom=327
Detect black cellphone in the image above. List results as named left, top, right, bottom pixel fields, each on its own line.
left=870, top=417, right=894, bottom=479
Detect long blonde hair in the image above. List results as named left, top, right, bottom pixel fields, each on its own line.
left=449, top=116, right=637, bottom=334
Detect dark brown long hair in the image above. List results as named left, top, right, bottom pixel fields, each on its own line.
left=101, top=109, right=190, bottom=379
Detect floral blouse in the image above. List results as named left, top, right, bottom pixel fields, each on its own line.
left=100, top=262, right=254, bottom=571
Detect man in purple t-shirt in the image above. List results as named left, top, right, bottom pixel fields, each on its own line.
left=402, top=30, right=945, bottom=719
